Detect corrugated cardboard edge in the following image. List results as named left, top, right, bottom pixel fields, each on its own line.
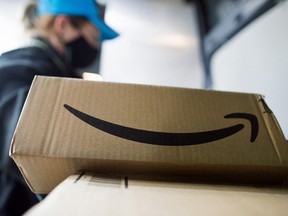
left=9, top=76, right=39, bottom=155
left=257, top=95, right=288, bottom=164
left=12, top=155, right=288, bottom=194
left=9, top=76, right=40, bottom=190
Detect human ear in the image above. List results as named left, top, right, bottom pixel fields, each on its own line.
left=53, top=15, right=68, bottom=36
left=53, top=15, right=79, bottom=42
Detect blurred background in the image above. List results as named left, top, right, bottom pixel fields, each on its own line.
left=0, top=0, right=287, bottom=137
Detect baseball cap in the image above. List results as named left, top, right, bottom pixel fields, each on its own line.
left=37, top=0, right=119, bottom=41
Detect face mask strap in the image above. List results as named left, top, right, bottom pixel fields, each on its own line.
left=64, top=45, right=73, bottom=68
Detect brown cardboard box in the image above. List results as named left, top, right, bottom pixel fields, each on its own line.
left=24, top=173, right=288, bottom=216
left=10, top=76, right=288, bottom=193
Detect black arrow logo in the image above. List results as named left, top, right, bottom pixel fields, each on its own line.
left=64, top=104, right=258, bottom=146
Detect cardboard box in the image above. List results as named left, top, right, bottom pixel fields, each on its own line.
left=10, top=76, right=288, bottom=193
left=24, top=173, right=288, bottom=216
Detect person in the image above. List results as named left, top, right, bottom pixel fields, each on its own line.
left=0, top=0, right=119, bottom=215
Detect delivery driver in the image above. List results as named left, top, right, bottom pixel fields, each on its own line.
left=0, top=0, right=118, bottom=215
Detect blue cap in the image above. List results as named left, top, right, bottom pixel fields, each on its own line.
left=37, top=0, right=119, bottom=41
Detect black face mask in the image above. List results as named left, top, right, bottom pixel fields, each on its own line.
left=65, top=36, right=100, bottom=68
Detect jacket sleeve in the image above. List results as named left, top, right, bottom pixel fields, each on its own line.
left=0, top=86, right=39, bottom=215
left=0, top=87, right=30, bottom=169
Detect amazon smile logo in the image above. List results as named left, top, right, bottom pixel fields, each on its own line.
left=64, top=104, right=259, bottom=146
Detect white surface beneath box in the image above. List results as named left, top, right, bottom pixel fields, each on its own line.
left=25, top=173, right=288, bottom=216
